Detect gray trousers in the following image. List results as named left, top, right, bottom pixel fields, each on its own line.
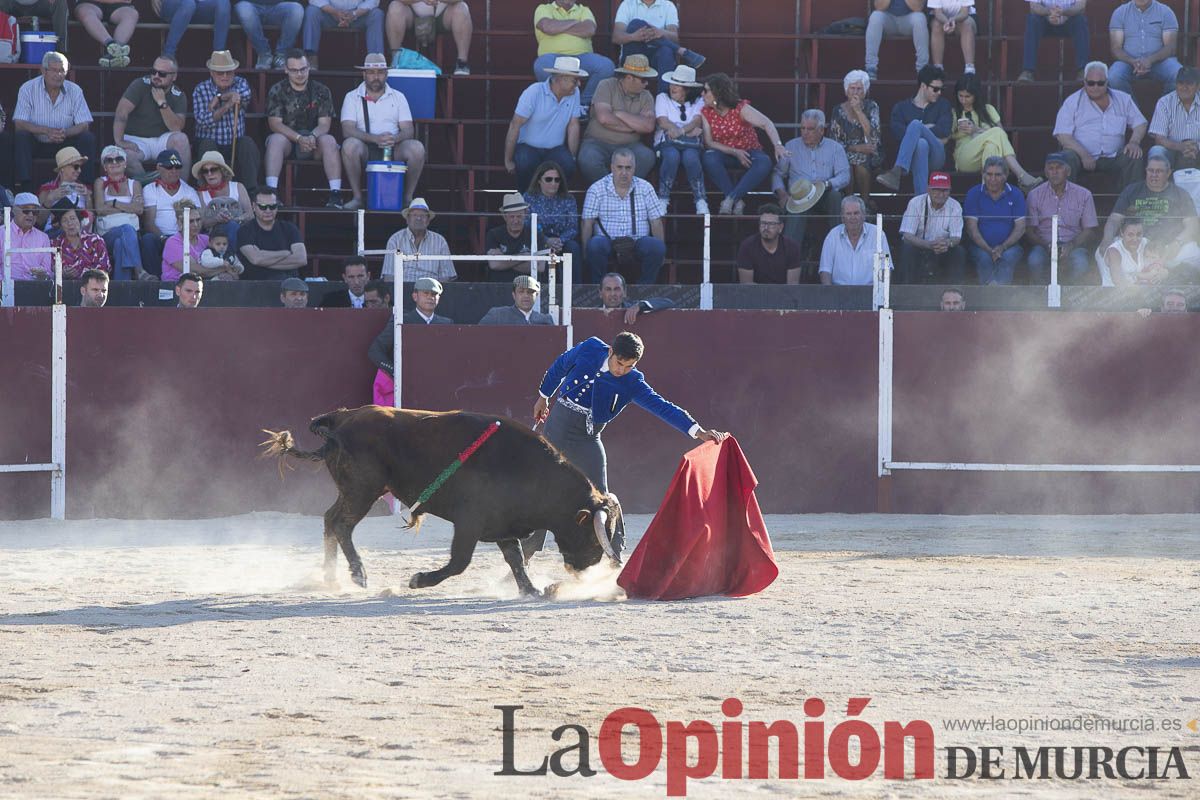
left=865, top=11, right=929, bottom=73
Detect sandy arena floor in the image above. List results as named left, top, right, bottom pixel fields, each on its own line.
left=1, top=512, right=1197, bottom=798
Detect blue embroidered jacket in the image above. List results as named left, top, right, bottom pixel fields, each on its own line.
left=539, top=337, right=699, bottom=437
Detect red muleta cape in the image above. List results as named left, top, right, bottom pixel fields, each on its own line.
left=617, top=436, right=778, bottom=600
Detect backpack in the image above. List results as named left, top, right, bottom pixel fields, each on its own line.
left=0, top=14, right=18, bottom=64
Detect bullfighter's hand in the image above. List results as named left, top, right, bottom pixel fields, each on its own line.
left=533, top=396, right=549, bottom=425
left=696, top=429, right=728, bottom=444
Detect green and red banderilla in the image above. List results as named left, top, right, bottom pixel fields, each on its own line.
left=402, top=421, right=501, bottom=529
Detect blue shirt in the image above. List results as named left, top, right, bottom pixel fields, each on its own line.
left=889, top=97, right=953, bottom=143
left=885, top=0, right=916, bottom=14
left=515, top=80, right=581, bottom=149
left=1110, top=0, right=1178, bottom=60
left=964, top=183, right=1027, bottom=247
left=539, top=337, right=698, bottom=436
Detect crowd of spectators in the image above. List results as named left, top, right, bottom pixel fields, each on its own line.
left=0, top=0, right=1197, bottom=307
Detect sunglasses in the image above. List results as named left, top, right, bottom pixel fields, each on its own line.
left=153, top=70, right=176, bottom=78
left=102, top=156, right=125, bottom=164
left=160, top=164, right=181, bottom=170
left=541, top=175, right=561, bottom=183
left=1085, top=80, right=1107, bottom=87
left=16, top=208, right=38, bottom=214
left=200, top=166, right=223, bottom=175
left=928, top=85, right=944, bottom=93
left=286, top=65, right=310, bottom=73
left=256, top=202, right=280, bottom=210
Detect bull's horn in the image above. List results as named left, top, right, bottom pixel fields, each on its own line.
left=593, top=509, right=618, bottom=563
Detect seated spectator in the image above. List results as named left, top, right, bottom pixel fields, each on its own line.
left=265, top=50, right=343, bottom=209
left=0, top=0, right=66, bottom=55
left=75, top=0, right=137, bottom=68
left=238, top=187, right=306, bottom=280
left=340, top=53, right=425, bottom=210
left=830, top=70, right=883, bottom=211
left=304, top=0, right=383, bottom=70
left=700, top=73, right=789, bottom=216
left=193, top=150, right=252, bottom=245
left=1160, top=288, right=1187, bottom=312
left=581, top=148, right=664, bottom=284
left=898, top=172, right=965, bottom=284
left=1053, top=62, right=1146, bottom=191
left=92, top=144, right=143, bottom=281
left=79, top=268, right=109, bottom=307
left=505, top=56, right=584, bottom=192
left=737, top=203, right=803, bottom=284
left=940, top=286, right=965, bottom=311
left=951, top=74, right=1042, bottom=190
left=877, top=66, right=951, bottom=196
left=864, top=0, right=928, bottom=81
left=160, top=199, right=208, bottom=283
left=1108, top=0, right=1181, bottom=95
left=363, top=279, right=390, bottom=307
left=1149, top=66, right=1200, bottom=170
left=772, top=109, right=848, bottom=246
left=533, top=0, right=614, bottom=111
left=156, top=0, right=230, bottom=60
left=1104, top=217, right=1170, bottom=286
left=38, top=147, right=94, bottom=231
left=192, top=50, right=261, bottom=187
left=578, top=55, right=656, bottom=185
left=819, top=195, right=891, bottom=286
left=13, top=53, right=95, bottom=193
left=598, top=271, right=673, bottom=323
left=963, top=156, right=1027, bottom=285
left=196, top=224, right=244, bottom=280
left=1101, top=150, right=1200, bottom=282
left=174, top=272, right=204, bottom=307
left=319, top=255, right=370, bottom=306
left=139, top=149, right=200, bottom=278
left=385, top=0, right=473, bottom=76
left=235, top=0, right=303, bottom=70
left=0, top=194, right=51, bottom=279
left=522, top=160, right=582, bottom=273
left=1024, top=151, right=1099, bottom=285
left=51, top=201, right=109, bottom=278
left=611, top=0, right=704, bottom=80
left=654, top=65, right=705, bottom=214
left=279, top=275, right=309, bottom=307
left=381, top=197, right=455, bottom=280
left=485, top=194, right=546, bottom=283
left=1018, top=1, right=1090, bottom=83
left=404, top=276, right=452, bottom=323
left=929, top=0, right=976, bottom=75
left=113, top=56, right=191, bottom=178
left=479, top=274, right=555, bottom=325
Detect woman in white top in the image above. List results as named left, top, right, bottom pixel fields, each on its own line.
left=1104, top=217, right=1167, bottom=286
left=91, top=144, right=145, bottom=280
left=192, top=150, right=252, bottom=245
left=654, top=65, right=707, bottom=215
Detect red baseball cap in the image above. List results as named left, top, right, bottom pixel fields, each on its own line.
left=928, top=172, right=952, bottom=190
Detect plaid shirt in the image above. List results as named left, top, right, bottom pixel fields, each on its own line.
left=582, top=175, right=662, bottom=238
left=193, top=76, right=252, bottom=145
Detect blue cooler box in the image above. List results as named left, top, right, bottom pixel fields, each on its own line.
left=21, top=33, right=57, bottom=65
left=367, top=161, right=407, bottom=211
left=387, top=69, right=437, bottom=120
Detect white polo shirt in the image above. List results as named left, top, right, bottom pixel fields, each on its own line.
left=341, top=83, right=413, bottom=138
left=614, top=0, right=679, bottom=29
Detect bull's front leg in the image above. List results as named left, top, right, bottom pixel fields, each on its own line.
left=409, top=525, right=478, bottom=589
left=497, top=538, right=541, bottom=597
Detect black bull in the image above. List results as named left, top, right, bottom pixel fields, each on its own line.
left=262, top=406, right=624, bottom=596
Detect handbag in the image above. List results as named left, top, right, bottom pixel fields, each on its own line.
left=95, top=211, right=139, bottom=234
left=597, top=188, right=638, bottom=265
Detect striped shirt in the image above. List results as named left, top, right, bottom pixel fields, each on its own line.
left=1149, top=91, right=1200, bottom=144
left=13, top=77, right=93, bottom=142
left=381, top=228, right=456, bottom=280
left=582, top=175, right=662, bottom=238
left=1053, top=88, right=1147, bottom=159
left=192, top=76, right=252, bottom=145
left=1025, top=180, right=1098, bottom=244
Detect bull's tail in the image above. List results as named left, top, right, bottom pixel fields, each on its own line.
left=260, top=429, right=327, bottom=463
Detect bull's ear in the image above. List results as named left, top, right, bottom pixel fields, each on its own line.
left=575, top=509, right=592, bottom=526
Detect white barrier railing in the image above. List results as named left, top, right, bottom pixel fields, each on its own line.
left=1, top=206, right=66, bottom=519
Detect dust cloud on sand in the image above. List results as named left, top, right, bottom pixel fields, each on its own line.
left=1, top=512, right=1196, bottom=798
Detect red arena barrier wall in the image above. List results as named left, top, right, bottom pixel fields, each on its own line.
left=4, top=308, right=1200, bottom=519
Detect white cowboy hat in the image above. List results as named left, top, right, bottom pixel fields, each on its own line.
left=191, top=150, right=234, bottom=180
left=401, top=197, right=436, bottom=221
left=500, top=193, right=529, bottom=213
left=786, top=178, right=828, bottom=215
left=544, top=55, right=589, bottom=78
left=662, top=65, right=701, bottom=87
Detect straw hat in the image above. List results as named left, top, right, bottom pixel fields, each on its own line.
left=191, top=150, right=234, bottom=180
left=356, top=53, right=388, bottom=70
left=54, top=147, right=88, bottom=171
left=662, top=65, right=701, bottom=87
left=206, top=50, right=239, bottom=72
left=614, top=54, right=658, bottom=79
left=401, top=197, right=435, bottom=221
left=544, top=55, right=589, bottom=78
left=500, top=193, right=529, bottom=213
left=786, top=178, right=827, bottom=215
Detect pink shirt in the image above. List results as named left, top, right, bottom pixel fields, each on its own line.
left=161, top=232, right=209, bottom=283
left=0, top=224, right=53, bottom=280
